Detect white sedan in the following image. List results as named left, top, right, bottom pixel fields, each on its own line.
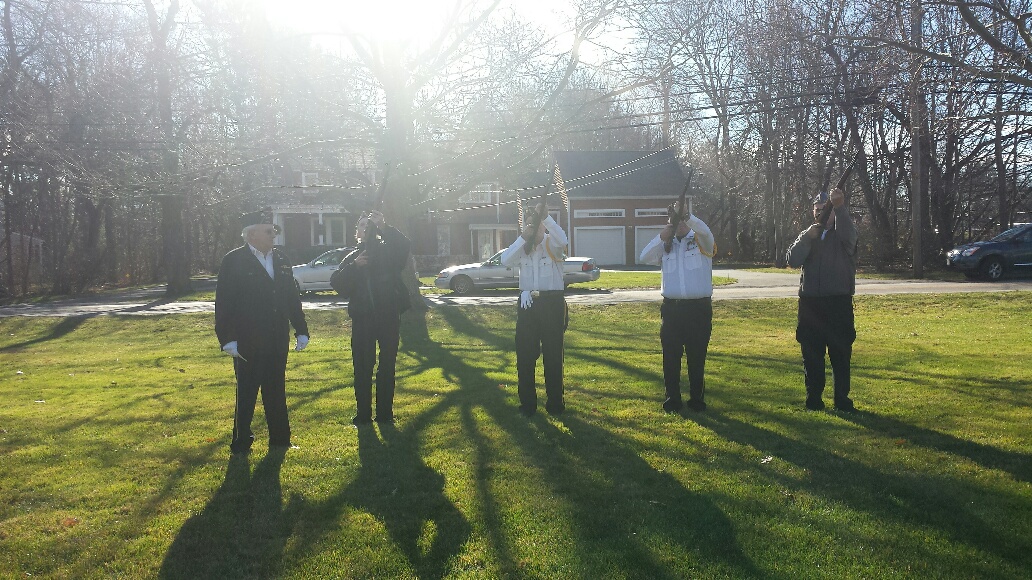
left=292, top=247, right=353, bottom=294
left=435, top=251, right=600, bottom=295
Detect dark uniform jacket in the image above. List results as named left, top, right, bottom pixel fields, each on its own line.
left=331, top=226, right=411, bottom=319
left=214, top=245, right=309, bottom=360
left=786, top=205, right=859, bottom=297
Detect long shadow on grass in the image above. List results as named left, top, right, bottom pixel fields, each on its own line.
left=429, top=305, right=760, bottom=577
left=159, top=448, right=289, bottom=579
left=841, top=410, right=1032, bottom=484
left=0, top=315, right=94, bottom=352
left=280, top=393, right=471, bottom=578
left=688, top=412, right=1032, bottom=573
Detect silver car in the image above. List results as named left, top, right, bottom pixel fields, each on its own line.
left=435, top=251, right=601, bottom=295
left=292, top=247, right=353, bottom=294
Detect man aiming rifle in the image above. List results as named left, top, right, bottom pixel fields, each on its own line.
left=330, top=166, right=412, bottom=425
left=786, top=160, right=860, bottom=412
left=639, top=170, right=717, bottom=413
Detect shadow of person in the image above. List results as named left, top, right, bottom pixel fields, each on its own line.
left=345, top=422, right=471, bottom=579
left=530, top=413, right=761, bottom=578
left=839, top=409, right=1032, bottom=484
left=159, top=449, right=288, bottom=579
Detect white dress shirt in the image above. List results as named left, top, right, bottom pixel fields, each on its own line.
left=500, top=216, right=569, bottom=292
left=639, top=215, right=716, bottom=299
left=248, top=244, right=275, bottom=278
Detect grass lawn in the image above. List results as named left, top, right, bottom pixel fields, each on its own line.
left=1, top=294, right=1030, bottom=578
left=739, top=265, right=968, bottom=281
left=420, top=270, right=736, bottom=294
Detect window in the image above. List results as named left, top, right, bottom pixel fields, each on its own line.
left=437, top=225, right=451, bottom=255
left=460, top=183, right=496, bottom=203
left=574, top=209, right=625, bottom=218
left=301, top=172, right=319, bottom=187
left=635, top=208, right=668, bottom=218
left=328, top=218, right=346, bottom=245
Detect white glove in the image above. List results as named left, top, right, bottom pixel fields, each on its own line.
left=295, top=335, right=309, bottom=351
left=519, top=290, right=533, bottom=310
left=222, top=341, right=241, bottom=357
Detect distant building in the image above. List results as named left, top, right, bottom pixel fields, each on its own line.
left=418, top=150, right=690, bottom=266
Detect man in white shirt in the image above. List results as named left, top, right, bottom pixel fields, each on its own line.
left=500, top=202, right=570, bottom=416
left=639, top=201, right=716, bottom=412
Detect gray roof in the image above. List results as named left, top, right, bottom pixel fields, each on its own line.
left=554, top=150, right=687, bottom=199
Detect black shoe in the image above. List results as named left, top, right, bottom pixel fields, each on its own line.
left=545, top=403, right=565, bottom=416
left=835, top=399, right=857, bottom=413
left=374, top=415, right=395, bottom=424
left=519, top=407, right=536, bottom=418
left=662, top=398, right=684, bottom=413
left=805, top=398, right=826, bottom=411
left=352, top=415, right=372, bottom=426
left=685, top=399, right=707, bottom=412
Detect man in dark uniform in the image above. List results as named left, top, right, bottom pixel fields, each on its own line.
left=215, top=217, right=309, bottom=453
left=786, top=188, right=858, bottom=412
left=331, top=210, right=411, bottom=425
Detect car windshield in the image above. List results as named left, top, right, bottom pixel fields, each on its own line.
left=311, top=250, right=345, bottom=266
left=991, top=226, right=1030, bottom=242
left=483, top=251, right=503, bottom=266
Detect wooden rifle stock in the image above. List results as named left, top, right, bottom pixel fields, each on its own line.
left=365, top=162, right=392, bottom=241
left=815, top=157, right=856, bottom=226
left=665, top=168, right=694, bottom=252
left=523, top=202, right=549, bottom=254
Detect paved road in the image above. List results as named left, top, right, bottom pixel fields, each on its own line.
left=1, top=269, right=1029, bottom=317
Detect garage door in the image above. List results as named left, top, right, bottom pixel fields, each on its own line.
left=635, top=226, right=666, bottom=264
left=574, top=227, right=625, bottom=266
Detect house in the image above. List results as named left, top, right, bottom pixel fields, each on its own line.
left=262, top=170, right=377, bottom=263
left=556, top=150, right=690, bottom=265
left=417, top=150, right=690, bottom=267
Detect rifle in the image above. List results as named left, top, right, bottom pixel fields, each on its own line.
left=330, top=163, right=391, bottom=296
left=665, top=167, right=694, bottom=253
left=815, top=155, right=856, bottom=227
left=523, top=199, right=549, bottom=254
left=364, top=162, right=392, bottom=242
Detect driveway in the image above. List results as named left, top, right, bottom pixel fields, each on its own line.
left=1, top=269, right=1029, bottom=317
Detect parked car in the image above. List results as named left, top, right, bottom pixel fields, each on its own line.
left=435, top=251, right=601, bottom=295
left=946, top=223, right=1032, bottom=280
left=292, top=247, right=354, bottom=293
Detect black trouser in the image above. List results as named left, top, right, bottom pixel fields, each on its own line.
left=515, top=292, right=567, bottom=414
left=232, top=350, right=290, bottom=451
left=660, top=297, right=713, bottom=405
left=352, top=312, right=401, bottom=420
left=796, top=295, right=856, bottom=404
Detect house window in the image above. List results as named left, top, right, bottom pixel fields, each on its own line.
left=574, top=209, right=625, bottom=218
left=437, top=225, right=451, bottom=255
left=460, top=183, right=496, bottom=204
left=635, top=208, right=669, bottom=218
left=301, top=172, right=319, bottom=187
left=328, top=218, right=346, bottom=245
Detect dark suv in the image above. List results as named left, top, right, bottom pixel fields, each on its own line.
left=946, top=223, right=1032, bottom=280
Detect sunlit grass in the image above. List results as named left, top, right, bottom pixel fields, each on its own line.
left=1, top=293, right=1030, bottom=577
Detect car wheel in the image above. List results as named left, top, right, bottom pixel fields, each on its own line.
left=981, top=257, right=1004, bottom=281
left=451, top=275, right=474, bottom=295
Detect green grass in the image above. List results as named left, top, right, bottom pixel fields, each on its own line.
left=420, top=270, right=735, bottom=294
left=1, top=294, right=1030, bottom=578
left=739, top=265, right=967, bottom=281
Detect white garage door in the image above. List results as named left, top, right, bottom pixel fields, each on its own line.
left=635, top=226, right=666, bottom=264
left=574, top=227, right=625, bottom=266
